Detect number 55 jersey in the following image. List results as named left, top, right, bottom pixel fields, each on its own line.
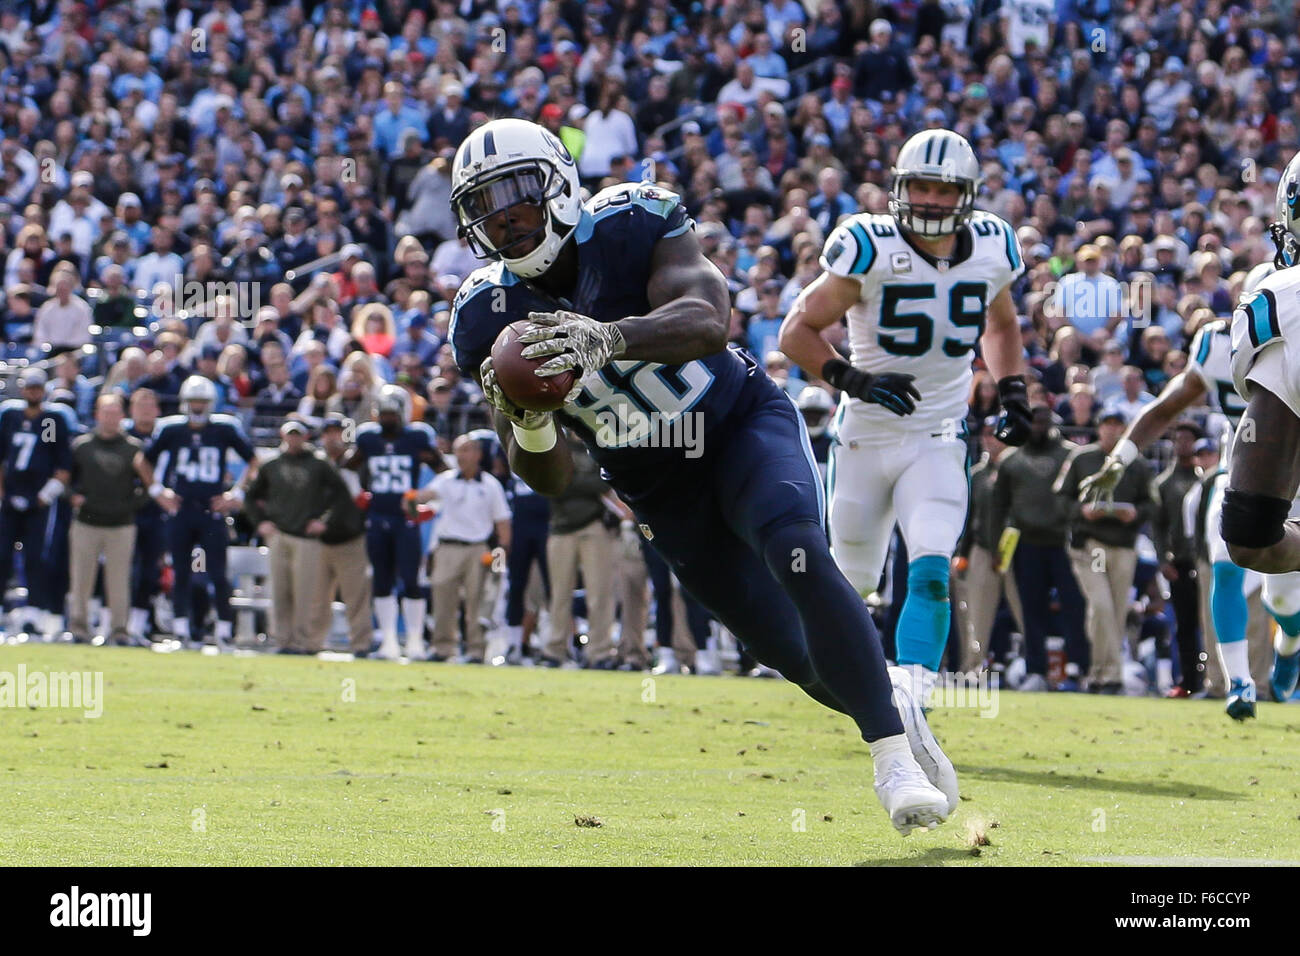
left=821, top=210, right=1025, bottom=442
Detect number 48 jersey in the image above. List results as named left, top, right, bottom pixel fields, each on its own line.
left=145, top=414, right=255, bottom=505
left=821, top=210, right=1025, bottom=439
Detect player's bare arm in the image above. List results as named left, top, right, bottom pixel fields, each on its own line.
left=618, top=228, right=731, bottom=363
left=779, top=271, right=922, bottom=417
left=1223, top=385, right=1300, bottom=573
left=1079, top=369, right=1207, bottom=503
left=519, top=229, right=731, bottom=373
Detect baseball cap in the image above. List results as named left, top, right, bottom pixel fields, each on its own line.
left=1099, top=408, right=1128, bottom=424
left=281, top=420, right=308, bottom=436
left=1077, top=244, right=1101, bottom=262
left=682, top=121, right=702, bottom=135
left=200, top=344, right=223, bottom=360
left=761, top=278, right=783, bottom=294
left=1164, top=56, right=1184, bottom=72
left=71, top=170, right=93, bottom=189
left=340, top=243, right=363, bottom=260
left=322, top=415, right=348, bottom=432
left=118, top=192, right=142, bottom=208
left=1193, top=437, right=1218, bottom=454
left=1153, top=235, right=1177, bottom=251
left=540, top=103, right=563, bottom=121
left=16, top=366, right=46, bottom=388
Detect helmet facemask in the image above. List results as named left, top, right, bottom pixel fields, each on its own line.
left=889, top=175, right=976, bottom=237
left=452, top=159, right=575, bottom=277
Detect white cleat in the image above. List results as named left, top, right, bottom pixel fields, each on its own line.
left=403, top=639, right=427, bottom=662
left=375, top=636, right=402, bottom=661
left=651, top=647, right=680, bottom=675
left=874, top=758, right=949, bottom=836
left=889, top=666, right=960, bottom=817
left=693, top=648, right=722, bottom=676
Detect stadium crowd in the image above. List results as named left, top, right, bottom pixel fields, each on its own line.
left=0, top=0, right=1297, bottom=695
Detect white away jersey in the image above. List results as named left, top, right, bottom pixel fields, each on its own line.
left=1230, top=266, right=1300, bottom=417
left=821, top=210, right=1025, bottom=438
left=1187, top=319, right=1246, bottom=423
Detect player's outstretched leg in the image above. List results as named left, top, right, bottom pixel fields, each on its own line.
left=1262, top=572, right=1300, bottom=703
left=1211, top=560, right=1256, bottom=719
left=759, top=520, right=959, bottom=818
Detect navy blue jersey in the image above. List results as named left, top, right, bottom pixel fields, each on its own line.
left=0, top=400, right=74, bottom=499
left=145, top=414, right=254, bottom=505
left=355, top=421, right=438, bottom=516
left=450, top=182, right=750, bottom=489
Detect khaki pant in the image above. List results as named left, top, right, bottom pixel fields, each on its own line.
left=545, top=520, right=616, bottom=663
left=1196, top=559, right=1273, bottom=699
left=1069, top=543, right=1139, bottom=686
left=614, top=529, right=650, bottom=667
left=311, top=535, right=373, bottom=653
left=68, top=520, right=136, bottom=640
left=270, top=532, right=322, bottom=651
left=953, top=545, right=1025, bottom=672
left=431, top=541, right=488, bottom=658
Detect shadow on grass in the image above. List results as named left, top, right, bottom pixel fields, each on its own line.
left=956, top=764, right=1241, bottom=800
left=855, top=847, right=979, bottom=866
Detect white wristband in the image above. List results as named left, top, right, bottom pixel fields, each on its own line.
left=39, top=478, right=64, bottom=501
left=227, top=487, right=245, bottom=503
left=512, top=419, right=557, bottom=453
left=149, top=482, right=164, bottom=498
left=1114, top=438, right=1140, bottom=467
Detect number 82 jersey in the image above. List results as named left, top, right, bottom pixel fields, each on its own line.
left=822, top=210, right=1024, bottom=439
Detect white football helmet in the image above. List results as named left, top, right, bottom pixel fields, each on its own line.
left=796, top=385, right=833, bottom=439
left=1241, top=259, right=1277, bottom=299
left=889, top=129, right=980, bottom=236
left=451, top=118, right=583, bottom=278
left=376, top=383, right=409, bottom=420
left=1268, top=150, right=1300, bottom=269
left=179, top=375, right=217, bottom=423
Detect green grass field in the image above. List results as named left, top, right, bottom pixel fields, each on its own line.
left=3, top=644, right=1300, bottom=866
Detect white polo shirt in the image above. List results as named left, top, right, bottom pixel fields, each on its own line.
left=426, top=468, right=510, bottom=549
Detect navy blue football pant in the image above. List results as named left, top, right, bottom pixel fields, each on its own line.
left=133, top=511, right=167, bottom=611
left=642, top=541, right=711, bottom=650
left=168, top=503, right=233, bottom=625
left=505, top=516, right=550, bottom=626
left=366, top=512, right=425, bottom=599
left=1011, top=541, right=1088, bottom=677
left=0, top=499, right=61, bottom=613
left=623, top=378, right=904, bottom=742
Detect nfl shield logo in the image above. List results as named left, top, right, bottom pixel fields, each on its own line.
left=639, top=523, right=654, bottom=541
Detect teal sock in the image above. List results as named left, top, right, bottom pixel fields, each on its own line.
left=896, top=554, right=951, bottom=673
left=1211, top=561, right=1248, bottom=647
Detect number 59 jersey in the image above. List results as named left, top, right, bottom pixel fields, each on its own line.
left=821, top=210, right=1025, bottom=440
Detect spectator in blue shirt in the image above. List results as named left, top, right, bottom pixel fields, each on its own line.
left=809, top=168, right=856, bottom=234
left=388, top=313, right=441, bottom=367
left=747, top=280, right=786, bottom=361
left=373, top=81, right=428, bottom=159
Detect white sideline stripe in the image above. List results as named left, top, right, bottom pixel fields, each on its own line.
left=1081, top=855, right=1300, bottom=867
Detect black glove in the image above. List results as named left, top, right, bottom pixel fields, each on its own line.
left=822, top=358, right=922, bottom=417
left=993, top=375, right=1032, bottom=446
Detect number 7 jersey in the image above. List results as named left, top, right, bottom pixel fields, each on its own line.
left=821, top=210, right=1025, bottom=438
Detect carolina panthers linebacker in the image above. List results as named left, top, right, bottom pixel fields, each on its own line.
left=449, top=117, right=956, bottom=835
left=780, top=129, right=1033, bottom=707
left=1079, top=256, right=1300, bottom=718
